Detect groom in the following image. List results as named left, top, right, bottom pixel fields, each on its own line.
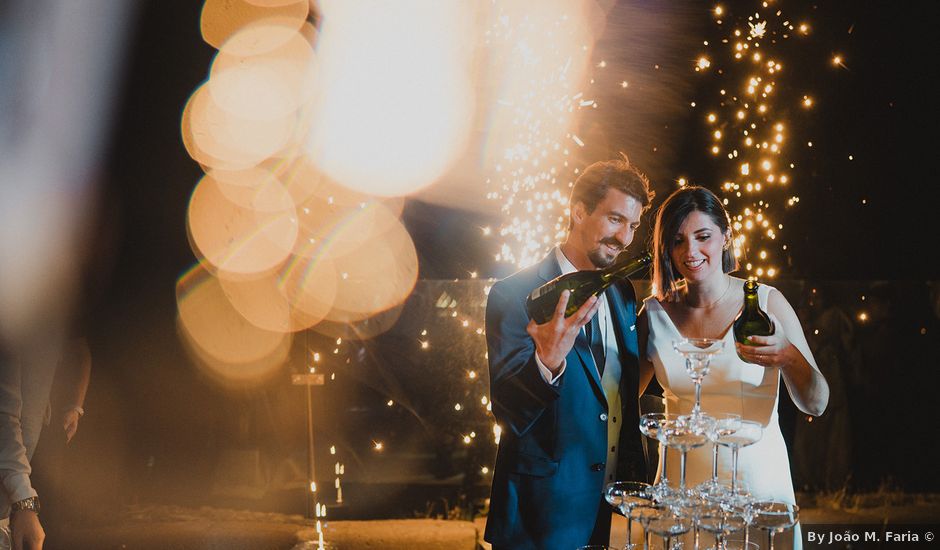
left=484, top=155, right=655, bottom=550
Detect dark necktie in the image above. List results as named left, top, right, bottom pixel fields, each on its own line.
left=587, top=310, right=605, bottom=376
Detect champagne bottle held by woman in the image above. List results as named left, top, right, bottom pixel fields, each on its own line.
left=525, top=251, right=652, bottom=324
left=733, top=278, right=775, bottom=360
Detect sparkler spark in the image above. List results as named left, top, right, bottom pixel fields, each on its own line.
left=748, top=21, right=767, bottom=39
left=696, top=3, right=819, bottom=277
left=483, top=4, right=596, bottom=269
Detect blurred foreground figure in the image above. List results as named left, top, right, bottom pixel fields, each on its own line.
left=1, top=1, right=132, bottom=548
left=1, top=349, right=54, bottom=550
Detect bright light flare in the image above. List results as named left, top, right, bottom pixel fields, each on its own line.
left=307, top=1, right=475, bottom=197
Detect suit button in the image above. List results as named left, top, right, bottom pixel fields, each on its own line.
left=591, top=462, right=605, bottom=472
left=599, top=413, right=608, bottom=421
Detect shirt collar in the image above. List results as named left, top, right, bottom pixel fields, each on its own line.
left=554, top=246, right=579, bottom=275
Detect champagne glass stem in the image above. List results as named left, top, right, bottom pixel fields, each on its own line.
left=660, top=443, right=670, bottom=485
left=730, top=446, right=740, bottom=494
left=625, top=513, right=633, bottom=550
left=679, top=450, right=688, bottom=490
left=711, top=443, right=719, bottom=483
left=768, top=530, right=776, bottom=550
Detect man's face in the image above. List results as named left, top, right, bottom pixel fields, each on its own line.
left=572, top=189, right=643, bottom=268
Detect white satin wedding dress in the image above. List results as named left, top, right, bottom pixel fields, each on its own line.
left=644, top=283, right=802, bottom=548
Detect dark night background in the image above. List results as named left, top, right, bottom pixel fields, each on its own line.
left=27, top=0, right=940, bottom=539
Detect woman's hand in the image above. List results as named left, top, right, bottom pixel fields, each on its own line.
left=735, top=314, right=799, bottom=369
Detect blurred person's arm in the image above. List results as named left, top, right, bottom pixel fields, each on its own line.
left=59, top=339, right=90, bottom=444
left=0, top=360, right=39, bottom=508
left=1, top=360, right=45, bottom=549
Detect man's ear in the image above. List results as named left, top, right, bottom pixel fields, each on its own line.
left=571, top=200, right=586, bottom=226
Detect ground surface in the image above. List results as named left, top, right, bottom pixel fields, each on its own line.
left=58, top=492, right=940, bottom=550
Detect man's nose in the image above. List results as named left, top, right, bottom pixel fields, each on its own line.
left=616, top=226, right=633, bottom=246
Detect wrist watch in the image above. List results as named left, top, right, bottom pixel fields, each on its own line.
left=11, top=496, right=40, bottom=514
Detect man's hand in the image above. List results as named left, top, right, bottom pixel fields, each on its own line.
left=526, top=290, right=601, bottom=374
left=11, top=510, right=44, bottom=550
left=63, top=408, right=81, bottom=443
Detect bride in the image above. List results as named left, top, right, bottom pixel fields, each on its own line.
left=638, top=186, right=829, bottom=548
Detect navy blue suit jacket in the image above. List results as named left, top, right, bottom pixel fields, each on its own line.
left=484, top=251, right=646, bottom=550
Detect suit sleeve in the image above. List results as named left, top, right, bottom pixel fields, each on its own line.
left=485, top=280, right=561, bottom=437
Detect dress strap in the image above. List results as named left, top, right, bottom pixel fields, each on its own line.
left=757, top=282, right=775, bottom=310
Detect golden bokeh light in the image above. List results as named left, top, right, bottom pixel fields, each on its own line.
left=242, top=0, right=306, bottom=7
left=320, top=203, right=419, bottom=319
left=290, top=171, right=406, bottom=260
left=208, top=22, right=318, bottom=121
left=200, top=0, right=308, bottom=51
left=218, top=273, right=294, bottom=332
left=187, top=171, right=298, bottom=276
left=177, top=266, right=292, bottom=386
left=278, top=253, right=338, bottom=328
left=183, top=82, right=297, bottom=169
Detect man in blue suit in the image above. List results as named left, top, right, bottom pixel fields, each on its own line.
left=484, top=156, right=655, bottom=550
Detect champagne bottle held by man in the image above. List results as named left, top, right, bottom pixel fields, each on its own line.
left=525, top=251, right=651, bottom=324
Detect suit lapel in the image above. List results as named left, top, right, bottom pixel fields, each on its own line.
left=537, top=251, right=561, bottom=282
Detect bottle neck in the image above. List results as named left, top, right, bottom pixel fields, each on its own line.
left=743, top=289, right=761, bottom=311
left=601, top=252, right=650, bottom=282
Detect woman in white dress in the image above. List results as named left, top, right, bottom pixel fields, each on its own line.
left=637, top=187, right=829, bottom=549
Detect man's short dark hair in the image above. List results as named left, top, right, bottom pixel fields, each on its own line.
left=569, top=153, right=655, bottom=229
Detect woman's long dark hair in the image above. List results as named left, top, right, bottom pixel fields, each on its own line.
left=651, top=186, right=738, bottom=301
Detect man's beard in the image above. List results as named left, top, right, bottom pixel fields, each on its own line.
left=588, top=247, right=617, bottom=269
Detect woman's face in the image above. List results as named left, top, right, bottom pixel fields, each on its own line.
left=670, top=209, right=727, bottom=284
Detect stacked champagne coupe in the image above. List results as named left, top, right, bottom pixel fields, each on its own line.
left=604, top=338, right=799, bottom=550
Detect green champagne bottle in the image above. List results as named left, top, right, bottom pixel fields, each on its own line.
left=525, top=251, right=652, bottom=324
left=732, top=279, right=775, bottom=351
